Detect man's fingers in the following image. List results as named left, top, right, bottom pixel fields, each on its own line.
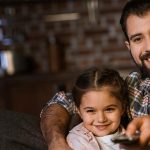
left=126, top=117, right=141, bottom=136
left=126, top=116, right=150, bottom=146
left=140, top=128, right=150, bottom=145
left=140, top=117, right=150, bottom=145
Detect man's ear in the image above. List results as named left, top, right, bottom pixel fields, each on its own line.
left=125, top=41, right=130, bottom=51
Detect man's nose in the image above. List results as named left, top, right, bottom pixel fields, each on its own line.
left=144, top=36, right=150, bottom=52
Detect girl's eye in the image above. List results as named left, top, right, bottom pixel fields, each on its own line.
left=105, top=108, right=115, bottom=112
left=86, top=110, right=95, bottom=113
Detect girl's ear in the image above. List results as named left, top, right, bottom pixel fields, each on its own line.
left=121, top=105, right=125, bottom=116
left=122, top=110, right=125, bottom=118
left=77, top=109, right=83, bottom=119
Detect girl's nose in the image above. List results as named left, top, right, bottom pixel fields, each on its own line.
left=96, top=112, right=106, bottom=123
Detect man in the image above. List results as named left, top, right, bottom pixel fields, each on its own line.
left=40, top=0, right=150, bottom=149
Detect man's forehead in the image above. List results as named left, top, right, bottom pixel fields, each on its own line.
left=126, top=12, right=150, bottom=37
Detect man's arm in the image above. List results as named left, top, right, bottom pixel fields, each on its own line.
left=40, top=91, right=77, bottom=149
left=40, top=104, right=71, bottom=150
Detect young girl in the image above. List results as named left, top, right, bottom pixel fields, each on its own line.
left=67, top=67, right=131, bottom=150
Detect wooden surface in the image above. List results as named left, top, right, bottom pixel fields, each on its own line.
left=0, top=71, right=78, bottom=116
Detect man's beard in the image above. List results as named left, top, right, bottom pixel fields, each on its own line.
left=140, top=52, right=150, bottom=79
left=130, top=51, right=150, bottom=79
left=140, top=61, right=150, bottom=79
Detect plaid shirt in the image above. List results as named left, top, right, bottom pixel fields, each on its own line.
left=40, top=91, right=77, bottom=117
left=41, top=72, right=150, bottom=118
left=126, top=72, right=150, bottom=117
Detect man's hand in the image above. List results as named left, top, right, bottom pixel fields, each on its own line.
left=126, top=116, right=150, bottom=147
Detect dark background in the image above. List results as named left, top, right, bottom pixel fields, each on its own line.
left=0, top=0, right=136, bottom=116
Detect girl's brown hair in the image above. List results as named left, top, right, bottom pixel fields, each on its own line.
left=72, top=67, right=131, bottom=128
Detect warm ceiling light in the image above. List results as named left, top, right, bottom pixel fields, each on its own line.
left=44, top=13, right=80, bottom=22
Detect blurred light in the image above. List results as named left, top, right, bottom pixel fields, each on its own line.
left=2, top=38, right=13, bottom=46
left=0, top=51, right=8, bottom=69
left=44, top=13, right=80, bottom=22
left=0, top=51, right=15, bottom=75
left=87, top=0, right=99, bottom=25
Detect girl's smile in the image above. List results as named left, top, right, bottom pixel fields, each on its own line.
left=78, top=87, right=124, bottom=137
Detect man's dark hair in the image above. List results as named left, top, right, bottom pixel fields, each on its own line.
left=120, top=0, right=150, bottom=41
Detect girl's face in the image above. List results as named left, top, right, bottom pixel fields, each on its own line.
left=78, top=87, right=124, bottom=137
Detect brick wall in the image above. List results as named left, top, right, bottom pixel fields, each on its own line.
left=0, top=0, right=136, bottom=76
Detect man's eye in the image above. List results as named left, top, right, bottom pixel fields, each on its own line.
left=132, top=37, right=142, bottom=43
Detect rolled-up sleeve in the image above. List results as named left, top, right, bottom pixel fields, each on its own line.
left=40, top=91, right=77, bottom=117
